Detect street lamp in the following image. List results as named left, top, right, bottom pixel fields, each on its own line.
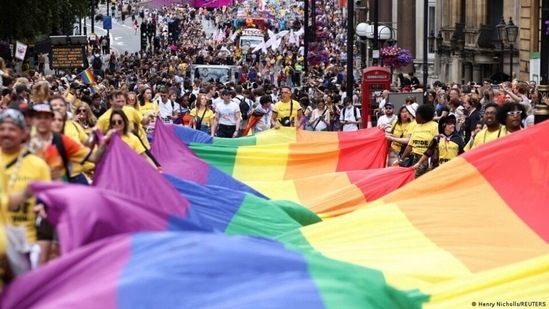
left=435, top=31, right=443, bottom=53
left=495, top=17, right=507, bottom=79
left=505, top=17, right=518, bottom=81
left=356, top=23, right=369, bottom=69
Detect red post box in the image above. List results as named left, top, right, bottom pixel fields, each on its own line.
left=361, top=67, right=391, bottom=128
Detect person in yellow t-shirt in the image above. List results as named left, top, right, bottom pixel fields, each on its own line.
left=138, top=87, right=158, bottom=119
left=271, top=86, right=302, bottom=129
left=108, top=110, right=155, bottom=167
left=96, top=90, right=150, bottom=149
left=190, top=94, right=215, bottom=136
left=465, top=103, right=507, bottom=151
left=396, top=104, right=438, bottom=177
left=0, top=109, right=51, bottom=245
left=50, top=95, right=95, bottom=180
left=386, top=105, right=415, bottom=166
left=413, top=115, right=464, bottom=171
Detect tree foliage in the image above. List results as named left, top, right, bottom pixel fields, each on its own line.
left=0, top=0, right=94, bottom=42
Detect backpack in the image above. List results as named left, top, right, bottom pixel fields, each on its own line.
left=237, top=96, right=250, bottom=121
left=92, top=56, right=102, bottom=70
left=342, top=107, right=360, bottom=129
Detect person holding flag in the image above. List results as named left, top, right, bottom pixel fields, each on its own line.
left=242, top=95, right=273, bottom=135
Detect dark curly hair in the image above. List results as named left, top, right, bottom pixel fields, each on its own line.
left=416, top=104, right=435, bottom=123
left=496, top=102, right=526, bottom=125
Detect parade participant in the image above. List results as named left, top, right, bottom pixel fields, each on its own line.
left=214, top=89, right=241, bottom=138
left=465, top=102, right=506, bottom=151
left=496, top=102, right=527, bottom=133
left=395, top=104, right=438, bottom=177
left=108, top=110, right=156, bottom=168
left=386, top=105, right=415, bottom=166
left=0, top=109, right=51, bottom=266
left=243, top=95, right=273, bottom=135
left=340, top=97, right=361, bottom=131
left=412, top=115, right=464, bottom=171
left=309, top=100, right=330, bottom=131
left=190, top=94, right=215, bottom=136
left=97, top=90, right=150, bottom=149
left=272, top=86, right=302, bottom=129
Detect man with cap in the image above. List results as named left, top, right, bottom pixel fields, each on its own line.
left=412, top=114, right=464, bottom=171
left=0, top=108, right=51, bottom=265
left=214, top=89, right=241, bottom=138
left=376, top=101, right=396, bottom=133
left=30, top=103, right=112, bottom=264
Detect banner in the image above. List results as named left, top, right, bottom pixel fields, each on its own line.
left=15, top=41, right=27, bottom=61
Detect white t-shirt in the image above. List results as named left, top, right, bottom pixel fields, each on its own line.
left=216, top=101, right=240, bottom=126
left=157, top=99, right=180, bottom=124
left=377, top=114, right=397, bottom=133
left=340, top=106, right=361, bottom=131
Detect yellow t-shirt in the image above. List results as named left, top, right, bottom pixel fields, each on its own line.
left=409, top=121, right=439, bottom=156
left=2, top=150, right=51, bottom=243
left=465, top=126, right=509, bottom=151
left=390, top=121, right=412, bottom=154
left=190, top=108, right=215, bottom=127
left=273, top=100, right=301, bottom=126
left=139, top=101, right=158, bottom=118
left=438, top=138, right=461, bottom=164
left=63, top=120, right=94, bottom=176
left=65, top=93, right=82, bottom=108
left=121, top=134, right=146, bottom=155
left=97, top=106, right=150, bottom=149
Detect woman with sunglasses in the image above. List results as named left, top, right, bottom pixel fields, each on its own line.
left=72, top=102, right=97, bottom=133
left=126, top=92, right=139, bottom=112
left=108, top=110, right=155, bottom=167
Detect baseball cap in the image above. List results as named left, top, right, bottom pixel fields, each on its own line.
left=32, top=103, right=54, bottom=115
left=0, top=109, right=27, bottom=129
left=385, top=102, right=395, bottom=108
left=221, top=89, right=231, bottom=96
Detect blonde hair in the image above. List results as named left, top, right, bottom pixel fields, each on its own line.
left=31, top=81, right=50, bottom=103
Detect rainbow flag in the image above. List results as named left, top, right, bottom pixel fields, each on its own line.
left=187, top=129, right=388, bottom=181
left=77, top=67, right=96, bottom=85
left=168, top=125, right=412, bottom=217
left=279, top=121, right=549, bottom=307
left=248, top=168, right=415, bottom=218
left=172, top=125, right=377, bottom=147
left=1, top=232, right=424, bottom=308
left=152, top=121, right=266, bottom=197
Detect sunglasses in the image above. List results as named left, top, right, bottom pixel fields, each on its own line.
left=77, top=109, right=87, bottom=114
left=111, top=119, right=124, bottom=126
left=507, top=110, right=522, bottom=116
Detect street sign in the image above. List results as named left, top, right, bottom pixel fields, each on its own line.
left=50, top=46, right=85, bottom=69
left=103, top=16, right=112, bottom=30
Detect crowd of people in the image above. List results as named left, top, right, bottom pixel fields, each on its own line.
left=0, top=0, right=545, bottom=289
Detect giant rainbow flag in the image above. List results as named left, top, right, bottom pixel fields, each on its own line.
left=3, top=119, right=548, bottom=308
left=151, top=121, right=266, bottom=197
left=279, top=121, right=549, bottom=307
left=158, top=122, right=412, bottom=217
left=1, top=232, right=424, bottom=308
left=186, top=128, right=388, bottom=181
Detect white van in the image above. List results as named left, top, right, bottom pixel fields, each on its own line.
left=191, top=64, right=236, bottom=84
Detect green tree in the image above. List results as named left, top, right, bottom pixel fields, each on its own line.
left=0, top=0, right=93, bottom=42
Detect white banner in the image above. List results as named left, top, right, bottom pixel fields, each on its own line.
left=15, top=41, right=27, bottom=61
